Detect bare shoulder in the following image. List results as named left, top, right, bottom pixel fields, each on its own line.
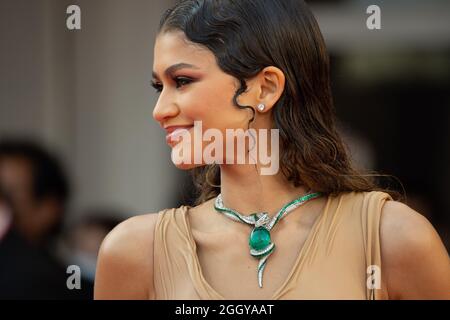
left=94, top=212, right=160, bottom=300
left=380, top=200, right=450, bottom=299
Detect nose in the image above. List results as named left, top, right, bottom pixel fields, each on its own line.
left=152, top=98, right=180, bottom=125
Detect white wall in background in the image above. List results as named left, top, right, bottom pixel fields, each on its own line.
left=72, top=0, right=182, bottom=217
left=0, top=0, right=182, bottom=221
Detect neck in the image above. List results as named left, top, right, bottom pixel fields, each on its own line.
left=219, top=163, right=311, bottom=218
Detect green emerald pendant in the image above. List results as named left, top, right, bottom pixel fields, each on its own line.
left=249, top=227, right=271, bottom=251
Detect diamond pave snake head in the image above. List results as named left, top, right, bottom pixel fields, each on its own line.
left=254, top=212, right=270, bottom=228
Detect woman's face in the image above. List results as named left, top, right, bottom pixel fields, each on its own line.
left=152, top=31, right=255, bottom=169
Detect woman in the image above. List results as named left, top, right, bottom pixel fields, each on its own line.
left=94, top=0, right=450, bottom=300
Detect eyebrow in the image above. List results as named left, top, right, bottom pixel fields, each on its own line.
left=152, top=63, right=200, bottom=80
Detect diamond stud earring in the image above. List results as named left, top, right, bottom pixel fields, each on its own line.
left=257, top=103, right=266, bottom=112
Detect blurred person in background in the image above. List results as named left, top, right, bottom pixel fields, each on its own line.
left=56, top=210, right=123, bottom=294
left=0, top=138, right=88, bottom=299
left=0, top=189, right=13, bottom=247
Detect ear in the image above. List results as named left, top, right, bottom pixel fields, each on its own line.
left=254, top=66, right=286, bottom=113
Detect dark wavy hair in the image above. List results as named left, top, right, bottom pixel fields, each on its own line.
left=158, top=0, right=403, bottom=205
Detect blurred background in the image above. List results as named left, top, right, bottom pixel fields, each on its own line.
left=0, top=0, right=449, bottom=299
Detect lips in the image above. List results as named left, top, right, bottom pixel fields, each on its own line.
left=165, top=125, right=194, bottom=145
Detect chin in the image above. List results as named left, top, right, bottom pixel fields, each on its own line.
left=171, top=161, right=204, bottom=171
left=173, top=163, right=195, bottom=170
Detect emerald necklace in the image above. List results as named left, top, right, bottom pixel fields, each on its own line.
left=213, top=191, right=323, bottom=288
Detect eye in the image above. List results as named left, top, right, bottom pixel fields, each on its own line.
left=151, top=81, right=163, bottom=93
left=174, top=77, right=193, bottom=88
left=151, top=77, right=193, bottom=94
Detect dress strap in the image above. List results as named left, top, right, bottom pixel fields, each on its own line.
left=360, top=191, right=393, bottom=300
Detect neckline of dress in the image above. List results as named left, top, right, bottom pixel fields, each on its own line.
left=181, top=194, right=332, bottom=300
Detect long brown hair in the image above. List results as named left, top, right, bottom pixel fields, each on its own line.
left=159, top=0, right=404, bottom=205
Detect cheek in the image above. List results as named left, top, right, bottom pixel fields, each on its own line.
left=183, top=80, right=252, bottom=133
left=188, top=88, right=248, bottom=131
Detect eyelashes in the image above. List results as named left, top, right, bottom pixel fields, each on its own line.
left=151, top=77, right=193, bottom=93
left=151, top=82, right=163, bottom=93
